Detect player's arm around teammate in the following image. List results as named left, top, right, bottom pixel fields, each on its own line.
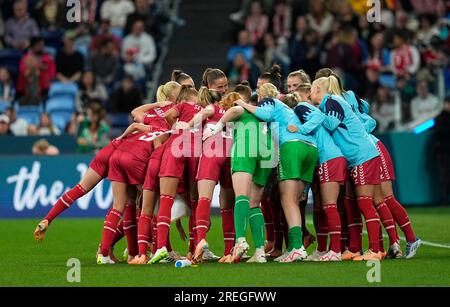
left=341, top=90, right=420, bottom=259
left=236, top=83, right=319, bottom=263
left=293, top=88, right=345, bottom=261
left=203, top=95, right=272, bottom=263
left=311, top=76, right=383, bottom=261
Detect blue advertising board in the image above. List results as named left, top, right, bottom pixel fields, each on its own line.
left=0, top=155, right=112, bottom=218
left=0, top=155, right=223, bottom=219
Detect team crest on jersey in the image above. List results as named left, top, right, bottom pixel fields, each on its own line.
left=287, top=125, right=298, bottom=133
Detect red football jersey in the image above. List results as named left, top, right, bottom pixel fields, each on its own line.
left=143, top=104, right=173, bottom=132
left=206, top=103, right=226, bottom=124
left=117, top=131, right=159, bottom=161
left=172, top=101, right=203, bottom=122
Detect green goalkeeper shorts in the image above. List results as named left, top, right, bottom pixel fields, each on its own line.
left=278, top=140, right=318, bottom=183
left=231, top=140, right=274, bottom=187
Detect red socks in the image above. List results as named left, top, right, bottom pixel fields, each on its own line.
left=375, top=201, right=399, bottom=246
left=323, top=203, right=341, bottom=253
left=151, top=216, right=157, bottom=254
left=357, top=196, right=380, bottom=253
left=196, top=197, right=211, bottom=242
left=137, top=214, right=152, bottom=256
left=379, top=225, right=385, bottom=252
left=221, top=208, right=235, bottom=255
left=384, top=195, right=416, bottom=243
left=123, top=204, right=138, bottom=257
left=100, top=208, right=122, bottom=256
left=338, top=200, right=349, bottom=253
left=156, top=195, right=174, bottom=249
left=270, top=199, right=284, bottom=251
left=111, top=220, right=124, bottom=247
left=280, top=212, right=289, bottom=249
left=189, top=200, right=198, bottom=254
left=343, top=196, right=363, bottom=253
left=314, top=206, right=328, bottom=252
left=45, top=184, right=87, bottom=223
left=261, top=198, right=274, bottom=242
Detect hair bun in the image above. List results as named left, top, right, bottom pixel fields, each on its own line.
left=172, top=69, right=183, bottom=78
left=270, top=64, right=281, bottom=77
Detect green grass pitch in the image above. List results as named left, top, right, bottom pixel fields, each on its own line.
left=1, top=207, right=449, bottom=287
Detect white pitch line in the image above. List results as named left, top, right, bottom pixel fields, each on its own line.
left=305, top=220, right=450, bottom=250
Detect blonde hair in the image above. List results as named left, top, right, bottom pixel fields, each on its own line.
left=315, top=68, right=345, bottom=95
left=296, top=82, right=311, bottom=93
left=288, top=70, right=311, bottom=84
left=257, top=82, right=279, bottom=99
left=176, top=85, right=198, bottom=104
left=281, top=93, right=300, bottom=108
left=328, top=75, right=343, bottom=96
left=313, top=76, right=343, bottom=96
left=219, top=92, right=242, bottom=110
left=197, top=86, right=222, bottom=107
left=156, top=81, right=181, bottom=102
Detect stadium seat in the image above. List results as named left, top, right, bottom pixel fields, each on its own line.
left=41, top=30, right=64, bottom=51
left=44, top=46, right=57, bottom=59
left=46, top=97, right=75, bottom=113
left=48, top=82, right=78, bottom=100
left=0, top=49, right=23, bottom=79
left=16, top=105, right=42, bottom=125
left=50, top=111, right=72, bottom=131
left=109, top=113, right=130, bottom=128
left=0, top=101, right=10, bottom=113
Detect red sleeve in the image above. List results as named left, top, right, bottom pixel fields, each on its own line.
left=173, top=102, right=184, bottom=118
left=143, top=112, right=152, bottom=125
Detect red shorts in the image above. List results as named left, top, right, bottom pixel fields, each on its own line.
left=89, top=141, right=119, bottom=178
left=196, top=138, right=232, bottom=187
left=196, top=155, right=232, bottom=187
left=376, top=141, right=396, bottom=182
left=159, top=134, right=200, bottom=180
left=142, top=144, right=165, bottom=192
left=318, top=157, right=347, bottom=184
left=108, top=149, right=148, bottom=185
left=349, top=156, right=382, bottom=186
left=142, top=142, right=186, bottom=194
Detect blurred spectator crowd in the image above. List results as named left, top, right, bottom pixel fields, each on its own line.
left=0, top=0, right=180, bottom=152
left=226, top=0, right=450, bottom=131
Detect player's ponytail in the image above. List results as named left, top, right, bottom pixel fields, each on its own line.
left=328, top=75, right=343, bottom=96
left=171, top=69, right=192, bottom=85
left=281, top=93, right=300, bottom=108
left=197, top=86, right=222, bottom=107
left=156, top=81, right=181, bottom=102
left=176, top=84, right=198, bottom=103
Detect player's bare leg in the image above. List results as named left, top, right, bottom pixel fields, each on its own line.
left=34, top=167, right=103, bottom=242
